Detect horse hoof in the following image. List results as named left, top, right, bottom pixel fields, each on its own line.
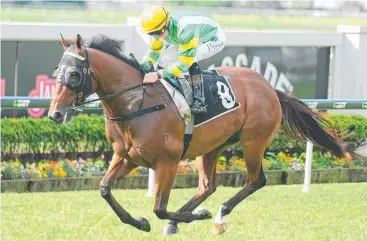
left=213, top=223, right=228, bottom=235
left=194, top=207, right=212, bottom=220
left=138, top=217, right=151, bottom=232
left=162, top=223, right=179, bottom=236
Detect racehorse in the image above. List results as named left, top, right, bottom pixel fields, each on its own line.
left=48, top=34, right=346, bottom=235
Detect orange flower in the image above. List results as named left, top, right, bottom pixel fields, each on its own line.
left=345, top=152, right=353, bottom=161
left=262, top=159, right=271, bottom=169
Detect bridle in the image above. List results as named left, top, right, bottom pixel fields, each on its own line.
left=56, top=47, right=174, bottom=122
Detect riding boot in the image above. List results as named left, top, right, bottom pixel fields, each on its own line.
left=188, top=62, right=207, bottom=114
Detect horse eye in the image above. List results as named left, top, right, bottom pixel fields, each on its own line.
left=69, top=72, right=80, bottom=81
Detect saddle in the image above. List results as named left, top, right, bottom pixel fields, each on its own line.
left=136, top=55, right=238, bottom=125
left=165, top=68, right=239, bottom=125
left=162, top=62, right=205, bottom=114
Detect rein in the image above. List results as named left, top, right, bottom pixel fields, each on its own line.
left=75, top=83, right=145, bottom=107
left=68, top=51, right=173, bottom=122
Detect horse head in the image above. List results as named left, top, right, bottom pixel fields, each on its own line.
left=48, top=34, right=97, bottom=123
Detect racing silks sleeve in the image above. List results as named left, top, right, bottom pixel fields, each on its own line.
left=158, top=28, right=199, bottom=78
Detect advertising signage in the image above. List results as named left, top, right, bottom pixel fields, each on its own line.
left=199, top=46, right=330, bottom=99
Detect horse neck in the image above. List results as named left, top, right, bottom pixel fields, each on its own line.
left=88, top=48, right=144, bottom=116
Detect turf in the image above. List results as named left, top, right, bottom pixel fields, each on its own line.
left=2, top=183, right=367, bottom=241
left=2, top=7, right=367, bottom=31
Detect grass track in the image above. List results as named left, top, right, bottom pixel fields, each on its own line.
left=2, top=183, right=367, bottom=241
left=2, top=7, right=367, bottom=31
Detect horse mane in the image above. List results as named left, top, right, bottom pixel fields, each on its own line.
left=85, top=34, right=141, bottom=71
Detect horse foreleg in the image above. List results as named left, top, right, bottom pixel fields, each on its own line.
left=163, top=146, right=224, bottom=235
left=153, top=160, right=212, bottom=224
left=99, top=154, right=151, bottom=232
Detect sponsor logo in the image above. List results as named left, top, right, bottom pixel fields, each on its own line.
left=13, top=99, right=30, bottom=108
left=333, top=102, right=347, bottom=109
left=84, top=101, right=101, bottom=108
left=307, top=102, right=318, bottom=109
left=84, top=93, right=101, bottom=108
left=28, top=74, right=56, bottom=118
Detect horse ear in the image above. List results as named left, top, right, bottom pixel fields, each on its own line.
left=76, top=34, right=83, bottom=53
left=60, top=33, right=70, bottom=50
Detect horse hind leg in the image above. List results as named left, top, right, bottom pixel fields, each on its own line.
left=213, top=133, right=270, bottom=235
left=163, top=145, right=225, bottom=236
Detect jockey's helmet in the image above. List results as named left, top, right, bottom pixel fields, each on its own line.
left=140, top=6, right=170, bottom=35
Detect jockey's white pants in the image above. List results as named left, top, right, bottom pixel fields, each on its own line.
left=158, top=27, right=226, bottom=69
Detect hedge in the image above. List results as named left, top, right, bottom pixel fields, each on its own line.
left=224, top=114, right=367, bottom=158
left=1, top=113, right=367, bottom=161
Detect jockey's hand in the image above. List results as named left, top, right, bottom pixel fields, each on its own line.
left=143, top=72, right=160, bottom=83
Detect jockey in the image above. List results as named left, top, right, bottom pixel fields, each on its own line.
left=140, top=6, right=226, bottom=114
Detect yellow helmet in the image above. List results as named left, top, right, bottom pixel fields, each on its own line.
left=140, top=6, right=170, bottom=34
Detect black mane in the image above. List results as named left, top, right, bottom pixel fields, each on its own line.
left=85, top=34, right=141, bottom=71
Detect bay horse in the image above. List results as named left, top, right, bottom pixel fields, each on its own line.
left=48, top=34, right=345, bottom=235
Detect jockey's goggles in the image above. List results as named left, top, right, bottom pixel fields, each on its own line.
left=148, top=26, right=167, bottom=37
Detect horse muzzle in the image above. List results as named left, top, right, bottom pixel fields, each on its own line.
left=49, top=111, right=64, bottom=123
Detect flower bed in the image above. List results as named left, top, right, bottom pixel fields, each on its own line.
left=1, top=151, right=365, bottom=180
left=2, top=169, right=367, bottom=193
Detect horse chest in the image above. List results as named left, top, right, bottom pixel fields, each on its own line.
left=117, top=141, right=154, bottom=168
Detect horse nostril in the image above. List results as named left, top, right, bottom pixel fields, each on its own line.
left=53, top=112, right=63, bottom=122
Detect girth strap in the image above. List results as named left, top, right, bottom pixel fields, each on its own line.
left=105, top=104, right=166, bottom=122
left=181, top=134, right=192, bottom=159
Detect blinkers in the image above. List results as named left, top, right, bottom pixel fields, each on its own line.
left=56, top=48, right=94, bottom=102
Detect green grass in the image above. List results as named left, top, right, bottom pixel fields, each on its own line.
left=2, top=7, right=367, bottom=31
left=2, top=183, right=367, bottom=241
left=0, top=7, right=138, bottom=24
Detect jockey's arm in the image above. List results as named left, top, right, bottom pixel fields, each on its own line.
left=140, top=38, right=164, bottom=72
left=158, top=30, right=199, bottom=79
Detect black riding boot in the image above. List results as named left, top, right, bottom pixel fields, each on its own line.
left=188, top=62, right=207, bottom=114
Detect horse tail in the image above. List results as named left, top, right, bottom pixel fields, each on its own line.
left=275, top=89, right=345, bottom=157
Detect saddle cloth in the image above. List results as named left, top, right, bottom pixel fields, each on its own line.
left=161, top=69, right=240, bottom=127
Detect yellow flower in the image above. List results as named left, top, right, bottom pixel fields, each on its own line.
left=284, top=156, right=294, bottom=164
left=11, top=160, right=22, bottom=169
left=129, top=169, right=138, bottom=176
left=59, top=169, right=67, bottom=178
left=53, top=169, right=59, bottom=177
left=277, top=152, right=286, bottom=161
